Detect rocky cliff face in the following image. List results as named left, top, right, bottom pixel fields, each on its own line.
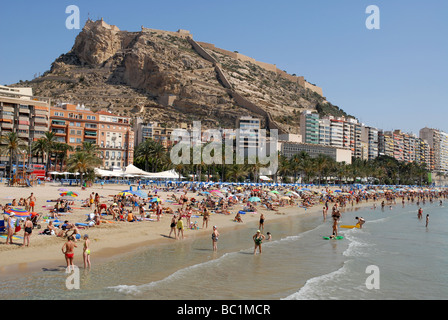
left=14, top=19, right=349, bottom=132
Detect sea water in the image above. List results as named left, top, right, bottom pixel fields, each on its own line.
left=1, top=201, right=447, bottom=300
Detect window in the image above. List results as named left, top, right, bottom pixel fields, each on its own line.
left=70, top=138, right=75, bottom=143
left=76, top=138, right=82, bottom=143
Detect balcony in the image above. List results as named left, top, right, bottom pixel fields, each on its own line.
left=52, top=129, right=66, bottom=136
left=1, top=122, right=13, bottom=130
left=51, top=120, right=66, bottom=127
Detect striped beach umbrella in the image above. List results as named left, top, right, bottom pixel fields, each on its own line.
left=60, top=191, right=79, bottom=197
left=5, top=207, right=31, bottom=218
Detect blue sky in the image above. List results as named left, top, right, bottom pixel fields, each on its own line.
left=0, top=0, right=447, bottom=134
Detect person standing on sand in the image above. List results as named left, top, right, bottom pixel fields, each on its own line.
left=28, top=193, right=36, bottom=213
left=62, top=236, right=77, bottom=272
left=202, top=208, right=210, bottom=229
left=177, top=216, right=184, bottom=240
left=5, top=213, right=16, bottom=245
left=212, top=226, right=219, bottom=252
left=156, top=203, right=162, bottom=222
left=83, top=234, right=91, bottom=269
left=253, top=230, right=265, bottom=255
left=259, top=213, right=265, bottom=231
left=169, top=215, right=178, bottom=239
left=22, top=217, right=33, bottom=247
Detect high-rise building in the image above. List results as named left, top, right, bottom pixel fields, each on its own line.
left=300, top=111, right=319, bottom=145
left=236, top=116, right=262, bottom=159
left=361, top=126, right=379, bottom=161
left=420, top=127, right=448, bottom=173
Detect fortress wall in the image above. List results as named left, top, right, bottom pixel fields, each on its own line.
left=142, top=27, right=192, bottom=39
left=304, top=82, right=323, bottom=96
left=215, top=65, right=233, bottom=89
left=187, top=38, right=218, bottom=64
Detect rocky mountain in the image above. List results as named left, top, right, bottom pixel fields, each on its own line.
left=13, top=19, right=351, bottom=133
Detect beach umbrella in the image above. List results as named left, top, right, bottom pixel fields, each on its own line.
left=150, top=198, right=163, bottom=203
left=59, top=195, right=80, bottom=201
left=131, top=190, right=148, bottom=199
left=118, top=191, right=134, bottom=197
left=248, top=197, right=261, bottom=202
left=5, top=207, right=31, bottom=218
left=60, top=191, right=79, bottom=197
left=269, top=190, right=279, bottom=194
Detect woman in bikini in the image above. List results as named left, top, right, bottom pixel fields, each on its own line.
left=22, top=217, right=33, bottom=247
left=83, top=234, right=91, bottom=269
left=62, top=236, right=77, bottom=271
left=202, top=208, right=210, bottom=229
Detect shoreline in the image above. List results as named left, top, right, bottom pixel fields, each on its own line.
left=0, top=183, right=323, bottom=277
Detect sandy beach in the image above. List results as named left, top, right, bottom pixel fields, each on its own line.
left=0, top=182, right=333, bottom=276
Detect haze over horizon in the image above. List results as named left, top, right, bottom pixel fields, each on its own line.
left=0, top=0, right=447, bottom=134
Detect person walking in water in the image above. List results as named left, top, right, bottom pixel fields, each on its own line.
left=426, top=214, right=429, bottom=228
left=418, top=208, right=423, bottom=220
left=62, top=236, right=77, bottom=272
left=212, top=226, right=219, bottom=252
left=83, top=234, right=91, bottom=270
left=253, top=230, right=265, bottom=255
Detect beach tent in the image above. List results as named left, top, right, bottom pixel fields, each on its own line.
left=144, top=169, right=184, bottom=180
left=94, top=168, right=124, bottom=177
left=124, top=164, right=152, bottom=176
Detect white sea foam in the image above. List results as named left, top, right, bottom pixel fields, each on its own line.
left=282, top=261, right=352, bottom=300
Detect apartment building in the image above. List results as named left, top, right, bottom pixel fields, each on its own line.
left=236, top=116, right=262, bottom=159
left=49, top=104, right=134, bottom=170
left=133, top=118, right=190, bottom=148
left=420, top=127, right=448, bottom=173
left=0, top=86, right=50, bottom=169
left=300, top=111, right=319, bottom=145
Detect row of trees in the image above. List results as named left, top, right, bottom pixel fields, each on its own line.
left=0, top=132, right=102, bottom=185
left=0, top=132, right=430, bottom=186
left=134, top=139, right=431, bottom=186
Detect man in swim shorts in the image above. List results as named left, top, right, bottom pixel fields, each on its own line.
left=28, top=193, right=36, bottom=212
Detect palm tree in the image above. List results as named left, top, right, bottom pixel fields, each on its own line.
left=79, top=142, right=100, bottom=156
left=66, top=151, right=103, bottom=187
left=53, top=142, right=74, bottom=171
left=41, top=132, right=57, bottom=176
left=31, top=138, right=47, bottom=164
left=0, top=132, right=27, bottom=180
left=225, top=164, right=248, bottom=182
left=314, top=154, right=332, bottom=185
